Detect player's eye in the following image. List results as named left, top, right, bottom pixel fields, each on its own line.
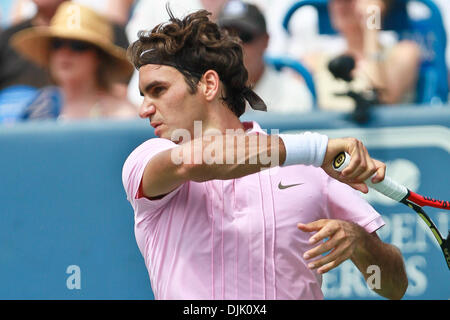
left=152, top=86, right=166, bottom=96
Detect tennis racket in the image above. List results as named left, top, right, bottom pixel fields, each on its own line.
left=333, top=152, right=450, bottom=270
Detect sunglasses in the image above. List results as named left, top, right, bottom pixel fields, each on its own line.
left=50, top=39, right=94, bottom=52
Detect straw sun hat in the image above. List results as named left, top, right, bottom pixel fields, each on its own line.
left=11, top=2, right=133, bottom=82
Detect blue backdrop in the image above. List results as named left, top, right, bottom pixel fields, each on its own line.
left=0, top=105, right=449, bottom=299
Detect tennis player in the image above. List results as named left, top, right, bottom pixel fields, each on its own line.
left=122, top=9, right=408, bottom=300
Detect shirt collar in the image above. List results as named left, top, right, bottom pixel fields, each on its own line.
left=243, top=121, right=265, bottom=134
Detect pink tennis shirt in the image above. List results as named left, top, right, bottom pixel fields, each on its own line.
left=122, top=121, right=385, bottom=300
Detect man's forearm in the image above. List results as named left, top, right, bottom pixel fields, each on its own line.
left=180, top=134, right=286, bottom=182
left=143, top=133, right=382, bottom=197
left=143, top=132, right=323, bottom=198
left=351, top=229, right=408, bottom=300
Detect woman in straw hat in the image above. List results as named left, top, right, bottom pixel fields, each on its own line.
left=11, top=2, right=137, bottom=120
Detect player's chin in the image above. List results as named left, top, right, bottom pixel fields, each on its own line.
left=154, top=125, right=169, bottom=139
left=159, top=130, right=177, bottom=143
left=163, top=128, right=188, bottom=144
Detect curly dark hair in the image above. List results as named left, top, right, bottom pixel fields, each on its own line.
left=127, top=8, right=265, bottom=117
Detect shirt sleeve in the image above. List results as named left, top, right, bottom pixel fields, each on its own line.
left=324, top=176, right=385, bottom=234
left=122, top=138, right=180, bottom=210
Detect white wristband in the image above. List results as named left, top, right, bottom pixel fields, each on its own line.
left=279, top=132, right=329, bottom=167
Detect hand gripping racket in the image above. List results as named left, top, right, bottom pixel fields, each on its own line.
left=333, top=152, right=450, bottom=270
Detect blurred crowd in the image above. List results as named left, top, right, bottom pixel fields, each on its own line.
left=0, top=0, right=449, bottom=125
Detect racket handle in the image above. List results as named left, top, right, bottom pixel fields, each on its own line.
left=332, top=152, right=409, bottom=202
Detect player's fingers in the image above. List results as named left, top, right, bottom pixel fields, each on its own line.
left=371, top=159, right=386, bottom=183
left=356, top=151, right=377, bottom=182
left=306, top=222, right=339, bottom=245
left=297, top=219, right=328, bottom=232
left=342, top=140, right=368, bottom=180
left=317, top=246, right=353, bottom=274
left=303, top=236, right=343, bottom=260
left=316, top=256, right=347, bottom=274
left=308, top=246, right=351, bottom=274
left=347, top=181, right=369, bottom=194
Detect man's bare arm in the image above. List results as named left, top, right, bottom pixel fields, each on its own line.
left=141, top=134, right=384, bottom=198
left=351, top=230, right=408, bottom=300
left=141, top=134, right=284, bottom=198
left=299, top=220, right=408, bottom=300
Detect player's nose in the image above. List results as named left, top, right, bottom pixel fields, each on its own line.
left=139, top=100, right=156, bottom=119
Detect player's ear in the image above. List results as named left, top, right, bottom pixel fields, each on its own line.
left=199, top=69, right=220, bottom=102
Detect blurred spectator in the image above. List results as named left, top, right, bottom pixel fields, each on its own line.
left=126, top=0, right=227, bottom=41
left=10, top=2, right=137, bottom=121
left=4, top=0, right=135, bottom=27
left=5, top=0, right=36, bottom=27
left=72, top=0, right=135, bottom=101
left=0, top=1, right=132, bottom=99
left=0, top=0, right=66, bottom=91
left=73, top=0, right=134, bottom=50
left=218, top=0, right=313, bottom=113
left=74, top=0, right=135, bottom=26
left=410, top=0, right=450, bottom=98
left=306, top=0, right=421, bottom=111
left=264, top=0, right=346, bottom=59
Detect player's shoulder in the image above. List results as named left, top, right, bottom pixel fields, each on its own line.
left=122, top=137, right=177, bottom=193
left=123, top=137, right=176, bottom=171
left=131, top=137, right=176, bottom=156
